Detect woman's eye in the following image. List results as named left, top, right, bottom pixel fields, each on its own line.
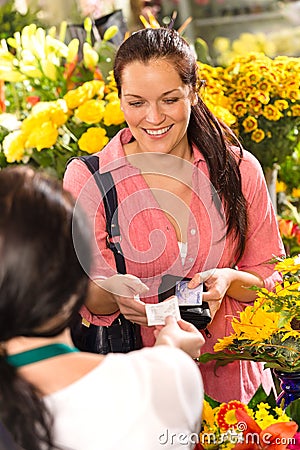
left=163, top=98, right=179, bottom=104
left=128, top=101, right=144, bottom=107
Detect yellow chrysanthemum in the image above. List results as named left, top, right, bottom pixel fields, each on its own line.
left=242, top=116, right=257, bottom=132
left=202, top=400, right=218, bottom=427
left=262, top=104, right=282, bottom=121
left=78, top=127, right=109, bottom=153
left=291, top=104, right=300, bottom=116
left=251, top=128, right=265, bottom=143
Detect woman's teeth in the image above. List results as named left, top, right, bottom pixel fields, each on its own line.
left=145, top=125, right=172, bottom=136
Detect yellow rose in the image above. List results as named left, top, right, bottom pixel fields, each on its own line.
left=64, top=89, right=85, bottom=110
left=3, top=130, right=26, bottom=162
left=26, top=121, right=58, bottom=151
left=103, top=101, right=125, bottom=126
left=31, top=100, right=68, bottom=127
left=78, top=127, right=109, bottom=153
left=75, top=99, right=105, bottom=124
left=22, top=112, right=49, bottom=135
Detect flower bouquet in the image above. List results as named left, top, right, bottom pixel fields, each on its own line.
left=0, top=77, right=126, bottom=178
left=199, top=255, right=300, bottom=416
left=196, top=386, right=299, bottom=449
left=0, top=20, right=126, bottom=178
left=199, top=255, right=300, bottom=373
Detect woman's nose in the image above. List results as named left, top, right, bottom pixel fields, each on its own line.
left=146, top=104, right=165, bottom=124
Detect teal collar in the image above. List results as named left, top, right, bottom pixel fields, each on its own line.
left=6, top=343, right=79, bottom=368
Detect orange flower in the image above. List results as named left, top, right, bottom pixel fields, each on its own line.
left=278, top=218, right=295, bottom=239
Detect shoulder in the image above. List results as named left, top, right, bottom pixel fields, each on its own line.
left=122, top=346, right=203, bottom=393
left=230, top=146, right=267, bottom=195
left=63, top=128, right=133, bottom=192
left=231, top=146, right=263, bottom=173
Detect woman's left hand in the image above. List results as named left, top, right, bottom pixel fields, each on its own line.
left=188, top=268, right=234, bottom=319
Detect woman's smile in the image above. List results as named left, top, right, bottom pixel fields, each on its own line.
left=143, top=125, right=173, bottom=137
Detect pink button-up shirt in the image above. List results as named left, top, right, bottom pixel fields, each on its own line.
left=64, top=128, right=284, bottom=403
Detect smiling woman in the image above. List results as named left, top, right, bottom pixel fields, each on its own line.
left=63, top=27, right=285, bottom=404
left=119, top=59, right=197, bottom=158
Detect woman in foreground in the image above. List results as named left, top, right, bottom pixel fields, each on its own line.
left=0, top=166, right=204, bottom=450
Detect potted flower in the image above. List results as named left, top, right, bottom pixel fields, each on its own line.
left=198, top=53, right=300, bottom=209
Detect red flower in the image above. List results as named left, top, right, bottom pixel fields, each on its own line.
left=26, top=96, right=40, bottom=106
left=233, top=409, right=298, bottom=450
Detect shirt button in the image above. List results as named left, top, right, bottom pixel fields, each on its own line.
left=189, top=257, right=194, bottom=263
left=190, top=228, right=196, bottom=235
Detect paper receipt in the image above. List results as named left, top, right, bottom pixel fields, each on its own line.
left=145, top=296, right=181, bottom=326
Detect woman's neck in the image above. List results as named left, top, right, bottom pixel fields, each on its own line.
left=5, top=329, right=74, bottom=355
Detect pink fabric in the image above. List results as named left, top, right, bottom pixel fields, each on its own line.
left=64, top=128, right=285, bottom=403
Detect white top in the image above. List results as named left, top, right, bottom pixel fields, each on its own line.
left=44, top=346, right=203, bottom=450
left=178, top=241, right=188, bottom=266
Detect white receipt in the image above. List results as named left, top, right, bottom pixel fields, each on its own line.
left=145, top=296, right=181, bottom=326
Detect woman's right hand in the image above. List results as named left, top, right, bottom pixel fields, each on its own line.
left=154, top=316, right=205, bottom=359
left=95, top=274, right=149, bottom=325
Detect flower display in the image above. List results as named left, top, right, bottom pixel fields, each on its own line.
left=196, top=388, right=298, bottom=450
left=1, top=78, right=125, bottom=178
left=0, top=21, right=126, bottom=178
left=198, top=53, right=300, bottom=170
left=199, top=255, right=300, bottom=373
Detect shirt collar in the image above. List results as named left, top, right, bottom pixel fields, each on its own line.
left=98, top=128, right=206, bottom=173
left=97, top=128, right=134, bottom=173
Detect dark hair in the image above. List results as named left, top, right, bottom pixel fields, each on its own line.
left=0, top=166, right=91, bottom=449
left=114, top=27, right=247, bottom=262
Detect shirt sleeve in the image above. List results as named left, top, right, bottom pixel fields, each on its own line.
left=237, top=150, right=285, bottom=290
left=64, top=158, right=120, bottom=326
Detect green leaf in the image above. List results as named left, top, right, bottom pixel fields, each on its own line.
left=204, top=393, right=220, bottom=408
left=286, top=398, right=300, bottom=426
left=248, top=384, right=269, bottom=409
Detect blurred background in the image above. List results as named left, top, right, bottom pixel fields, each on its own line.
left=8, top=0, right=300, bottom=60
